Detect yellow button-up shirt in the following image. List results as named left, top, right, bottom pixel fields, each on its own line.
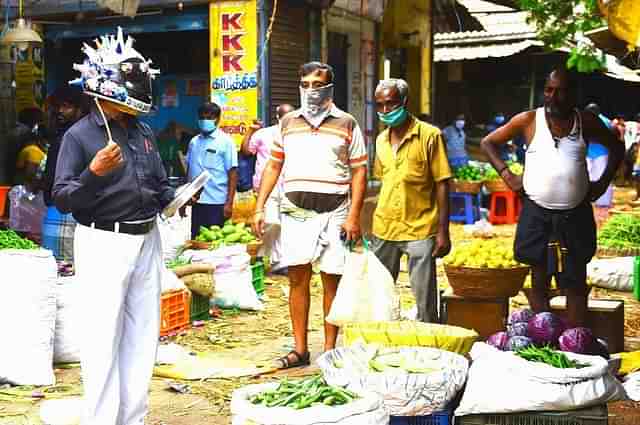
left=373, top=117, right=452, bottom=241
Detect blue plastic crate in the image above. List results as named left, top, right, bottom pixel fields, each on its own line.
left=390, top=408, right=452, bottom=425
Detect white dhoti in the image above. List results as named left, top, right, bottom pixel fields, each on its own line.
left=74, top=222, right=162, bottom=425
left=279, top=197, right=349, bottom=275
left=587, top=155, right=613, bottom=207
left=260, top=187, right=284, bottom=269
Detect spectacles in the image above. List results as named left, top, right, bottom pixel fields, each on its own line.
left=300, top=81, right=331, bottom=90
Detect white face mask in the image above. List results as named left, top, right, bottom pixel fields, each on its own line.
left=300, top=84, right=334, bottom=127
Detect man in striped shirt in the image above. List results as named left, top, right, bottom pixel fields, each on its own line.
left=253, top=62, right=367, bottom=369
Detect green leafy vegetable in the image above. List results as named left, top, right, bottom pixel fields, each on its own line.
left=515, top=345, right=588, bottom=369
left=0, top=230, right=38, bottom=250
left=598, top=214, right=640, bottom=249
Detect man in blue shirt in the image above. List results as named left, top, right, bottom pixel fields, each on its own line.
left=442, top=113, right=468, bottom=169
left=186, top=102, right=238, bottom=239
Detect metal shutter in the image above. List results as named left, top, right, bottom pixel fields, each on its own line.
left=270, top=0, right=310, bottom=119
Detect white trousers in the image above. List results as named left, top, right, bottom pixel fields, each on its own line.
left=74, top=223, right=162, bottom=425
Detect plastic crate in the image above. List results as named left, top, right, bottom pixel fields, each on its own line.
left=390, top=408, right=452, bottom=425
left=251, top=261, right=265, bottom=295
left=456, top=404, right=608, bottom=425
left=160, top=289, right=190, bottom=337
left=190, top=291, right=210, bottom=322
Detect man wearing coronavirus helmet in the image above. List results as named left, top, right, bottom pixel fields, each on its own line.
left=52, top=28, right=177, bottom=424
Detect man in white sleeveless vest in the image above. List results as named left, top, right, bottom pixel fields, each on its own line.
left=481, top=68, right=623, bottom=328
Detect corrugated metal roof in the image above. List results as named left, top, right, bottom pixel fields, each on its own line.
left=434, top=39, right=543, bottom=62
left=434, top=0, right=539, bottom=61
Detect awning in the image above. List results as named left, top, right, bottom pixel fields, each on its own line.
left=434, top=39, right=542, bottom=62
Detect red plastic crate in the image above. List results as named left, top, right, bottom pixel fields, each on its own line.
left=160, top=289, right=190, bottom=337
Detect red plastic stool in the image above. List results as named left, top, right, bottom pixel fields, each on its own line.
left=489, top=191, right=521, bottom=224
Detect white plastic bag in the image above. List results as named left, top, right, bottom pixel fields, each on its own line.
left=317, top=344, right=468, bottom=416
left=587, top=257, right=634, bottom=292
left=39, top=397, right=82, bottom=425
left=0, top=249, right=57, bottom=385
left=9, top=185, right=47, bottom=235
left=53, top=277, right=82, bottom=364
left=455, top=343, right=627, bottom=416
left=212, top=261, right=263, bottom=311
left=158, top=213, right=191, bottom=262
left=231, top=383, right=389, bottom=425
left=160, top=266, right=186, bottom=292
left=326, top=247, right=399, bottom=326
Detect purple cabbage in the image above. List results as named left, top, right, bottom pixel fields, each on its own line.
left=486, top=331, right=509, bottom=350
left=508, top=308, right=534, bottom=325
left=508, top=321, right=529, bottom=338
left=506, top=335, right=534, bottom=351
left=527, top=312, right=566, bottom=345
left=558, top=327, right=595, bottom=354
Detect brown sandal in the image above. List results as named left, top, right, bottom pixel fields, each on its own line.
left=274, top=350, right=310, bottom=370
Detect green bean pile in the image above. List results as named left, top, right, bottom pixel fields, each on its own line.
left=515, top=345, right=586, bottom=369
left=598, top=214, right=640, bottom=249
left=250, top=375, right=359, bottom=409
left=0, top=230, right=38, bottom=250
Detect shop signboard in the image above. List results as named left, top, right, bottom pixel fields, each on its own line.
left=209, top=0, right=258, bottom=148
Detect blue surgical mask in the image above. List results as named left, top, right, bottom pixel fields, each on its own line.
left=378, top=106, right=408, bottom=128
left=495, top=115, right=505, bottom=125
left=455, top=119, right=465, bottom=130
left=198, top=119, right=217, bottom=134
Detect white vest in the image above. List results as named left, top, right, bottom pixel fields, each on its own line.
left=523, top=108, right=589, bottom=210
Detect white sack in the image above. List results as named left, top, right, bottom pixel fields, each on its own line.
left=53, top=277, right=82, bottom=364
left=326, top=250, right=400, bottom=326
left=212, top=261, right=263, bottom=311
left=158, top=213, right=191, bottom=262
left=623, top=371, right=640, bottom=401
left=160, top=266, right=186, bottom=292
left=317, top=344, right=468, bottom=416
left=587, top=257, right=634, bottom=292
left=231, top=383, right=389, bottom=425
left=455, top=343, right=627, bottom=416
left=0, top=249, right=57, bottom=385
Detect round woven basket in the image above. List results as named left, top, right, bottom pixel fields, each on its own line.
left=484, top=179, right=510, bottom=193
left=451, top=179, right=482, bottom=194
left=444, top=264, right=530, bottom=298
left=180, top=272, right=214, bottom=298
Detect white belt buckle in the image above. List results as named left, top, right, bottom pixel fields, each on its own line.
left=114, top=222, right=120, bottom=233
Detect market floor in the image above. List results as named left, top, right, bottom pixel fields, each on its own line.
left=3, top=189, right=640, bottom=424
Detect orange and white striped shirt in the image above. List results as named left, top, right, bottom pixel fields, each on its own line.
left=270, top=105, right=367, bottom=196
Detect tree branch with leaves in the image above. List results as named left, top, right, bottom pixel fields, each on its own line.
left=517, top=0, right=606, bottom=72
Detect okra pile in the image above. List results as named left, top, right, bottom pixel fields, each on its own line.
left=250, top=375, right=359, bottom=409
left=0, top=230, right=38, bottom=250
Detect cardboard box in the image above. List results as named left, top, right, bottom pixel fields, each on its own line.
left=442, top=290, right=509, bottom=339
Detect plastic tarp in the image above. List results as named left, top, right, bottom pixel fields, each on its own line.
left=342, top=321, right=478, bottom=355
left=317, top=344, right=469, bottom=416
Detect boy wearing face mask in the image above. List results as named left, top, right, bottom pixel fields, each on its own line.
left=186, top=102, right=238, bottom=239
left=442, top=113, right=468, bottom=169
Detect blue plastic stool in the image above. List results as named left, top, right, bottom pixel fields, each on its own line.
left=449, top=192, right=481, bottom=224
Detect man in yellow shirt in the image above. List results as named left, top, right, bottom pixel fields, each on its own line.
left=371, top=79, right=452, bottom=323
left=15, top=129, right=47, bottom=188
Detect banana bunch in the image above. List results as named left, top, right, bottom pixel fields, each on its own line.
left=445, top=239, right=522, bottom=269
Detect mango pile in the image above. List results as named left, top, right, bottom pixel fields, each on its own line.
left=195, top=219, right=258, bottom=249
left=445, top=239, right=522, bottom=269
